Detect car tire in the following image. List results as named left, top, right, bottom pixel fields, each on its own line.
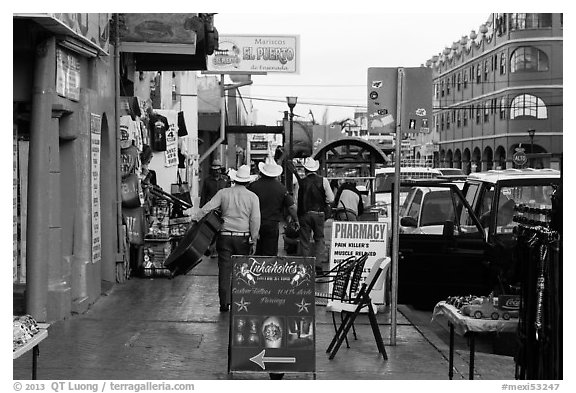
left=502, top=312, right=510, bottom=320
left=491, top=312, right=499, bottom=320
left=474, top=311, right=483, bottom=319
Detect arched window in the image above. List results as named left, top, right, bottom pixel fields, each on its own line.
left=510, top=47, right=549, bottom=72
left=510, top=94, right=548, bottom=119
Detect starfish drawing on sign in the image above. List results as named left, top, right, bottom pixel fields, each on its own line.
left=235, top=297, right=250, bottom=312
left=295, top=298, right=311, bottom=313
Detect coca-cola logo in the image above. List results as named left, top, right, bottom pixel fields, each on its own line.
left=500, top=297, right=520, bottom=310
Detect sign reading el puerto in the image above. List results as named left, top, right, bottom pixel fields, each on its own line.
left=207, top=35, right=299, bottom=74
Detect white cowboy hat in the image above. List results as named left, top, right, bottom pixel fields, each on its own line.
left=258, top=157, right=283, bottom=178
left=230, top=164, right=252, bottom=183
left=211, top=159, right=222, bottom=169
left=302, top=157, right=320, bottom=172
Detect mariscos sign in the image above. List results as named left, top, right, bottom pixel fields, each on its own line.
left=207, top=35, right=299, bottom=74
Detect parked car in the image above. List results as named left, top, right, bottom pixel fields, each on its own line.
left=399, top=185, right=455, bottom=234
left=437, top=168, right=468, bottom=181
left=367, top=166, right=442, bottom=223
left=397, top=168, right=561, bottom=309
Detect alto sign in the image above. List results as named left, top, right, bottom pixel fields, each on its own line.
left=513, top=147, right=528, bottom=166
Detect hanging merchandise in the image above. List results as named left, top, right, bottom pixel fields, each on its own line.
left=155, top=109, right=179, bottom=168
left=171, top=171, right=192, bottom=211
left=120, top=144, right=141, bottom=178
left=177, top=111, right=189, bottom=168
left=122, top=207, right=146, bottom=246
left=119, top=115, right=140, bottom=149
left=513, top=185, right=562, bottom=380
left=149, top=112, right=169, bottom=151
left=121, top=173, right=142, bottom=208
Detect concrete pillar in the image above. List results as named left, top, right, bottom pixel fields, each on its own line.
left=26, top=37, right=56, bottom=322
left=71, top=90, right=95, bottom=313
left=47, top=116, right=70, bottom=321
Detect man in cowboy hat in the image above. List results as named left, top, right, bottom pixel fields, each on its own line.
left=296, top=157, right=334, bottom=274
left=249, top=157, right=300, bottom=256
left=191, top=165, right=260, bottom=312
left=200, top=159, right=230, bottom=207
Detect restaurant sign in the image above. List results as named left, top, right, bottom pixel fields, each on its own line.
left=207, top=35, right=299, bottom=74
left=229, top=256, right=315, bottom=373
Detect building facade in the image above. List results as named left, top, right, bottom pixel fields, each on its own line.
left=415, top=13, right=563, bottom=172
left=13, top=13, right=219, bottom=323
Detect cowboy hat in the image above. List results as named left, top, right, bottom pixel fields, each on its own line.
left=211, top=159, right=223, bottom=169
left=258, top=157, right=283, bottom=178
left=302, top=157, right=320, bottom=172
left=230, top=165, right=252, bottom=183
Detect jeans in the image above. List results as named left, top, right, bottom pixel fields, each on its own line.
left=298, top=212, right=326, bottom=267
left=256, top=220, right=280, bottom=256
left=216, top=234, right=251, bottom=307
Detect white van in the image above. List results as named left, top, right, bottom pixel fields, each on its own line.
left=369, top=166, right=442, bottom=222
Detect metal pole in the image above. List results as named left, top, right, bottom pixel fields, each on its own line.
left=287, top=108, right=294, bottom=194
left=390, top=67, right=404, bottom=346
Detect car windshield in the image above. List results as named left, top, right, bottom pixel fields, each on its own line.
left=495, top=185, right=555, bottom=231
left=420, top=190, right=454, bottom=226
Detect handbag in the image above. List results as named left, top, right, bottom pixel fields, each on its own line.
left=121, top=173, right=141, bottom=208
left=171, top=172, right=192, bottom=206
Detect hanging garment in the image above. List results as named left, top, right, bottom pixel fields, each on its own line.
left=149, top=113, right=169, bottom=151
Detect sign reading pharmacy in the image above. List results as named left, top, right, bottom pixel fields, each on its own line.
left=207, top=35, right=299, bottom=74
left=229, top=256, right=315, bottom=373
left=329, top=221, right=389, bottom=304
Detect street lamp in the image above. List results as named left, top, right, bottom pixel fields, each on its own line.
left=527, top=129, right=536, bottom=167
left=286, top=96, right=297, bottom=193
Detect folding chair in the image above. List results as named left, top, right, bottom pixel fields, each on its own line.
left=326, top=257, right=391, bottom=360
left=326, top=253, right=368, bottom=345
left=319, top=255, right=358, bottom=348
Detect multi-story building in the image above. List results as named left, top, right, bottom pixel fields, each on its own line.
left=415, top=13, right=563, bottom=172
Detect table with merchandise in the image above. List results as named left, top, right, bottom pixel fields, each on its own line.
left=432, top=300, right=518, bottom=380
left=13, top=315, right=50, bottom=380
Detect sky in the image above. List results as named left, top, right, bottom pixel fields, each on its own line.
left=215, top=11, right=490, bottom=126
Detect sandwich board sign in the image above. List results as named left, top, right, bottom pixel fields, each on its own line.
left=329, top=221, right=389, bottom=304
left=228, top=256, right=315, bottom=374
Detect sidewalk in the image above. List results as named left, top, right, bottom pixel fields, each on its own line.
left=13, top=254, right=516, bottom=381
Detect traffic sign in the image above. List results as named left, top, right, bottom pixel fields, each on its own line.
left=513, top=147, right=528, bottom=166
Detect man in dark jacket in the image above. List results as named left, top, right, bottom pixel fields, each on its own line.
left=200, top=160, right=230, bottom=207
left=296, top=157, right=334, bottom=274
left=249, top=157, right=299, bottom=256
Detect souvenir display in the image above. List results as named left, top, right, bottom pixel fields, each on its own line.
left=13, top=315, right=40, bottom=351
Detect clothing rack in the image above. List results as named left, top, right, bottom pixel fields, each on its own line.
left=513, top=185, right=562, bottom=380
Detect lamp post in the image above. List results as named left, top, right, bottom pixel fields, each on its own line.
left=527, top=129, right=535, bottom=167
left=286, top=96, right=297, bottom=194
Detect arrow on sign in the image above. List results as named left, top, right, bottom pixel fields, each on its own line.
left=249, top=350, right=296, bottom=370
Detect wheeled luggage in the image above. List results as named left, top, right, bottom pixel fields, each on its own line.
left=163, top=210, right=223, bottom=277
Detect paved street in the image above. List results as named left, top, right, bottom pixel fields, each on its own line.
left=13, top=251, right=516, bottom=381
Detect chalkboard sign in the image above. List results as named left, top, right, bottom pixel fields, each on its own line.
left=228, top=256, right=316, bottom=373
